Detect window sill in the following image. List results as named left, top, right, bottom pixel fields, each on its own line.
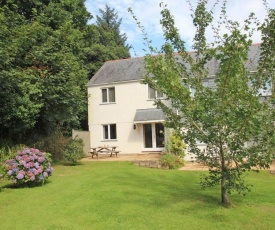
left=100, top=102, right=116, bottom=105
left=101, top=139, right=118, bottom=142
left=147, top=97, right=166, bottom=101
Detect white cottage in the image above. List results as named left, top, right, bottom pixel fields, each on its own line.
left=87, top=44, right=267, bottom=156
left=87, top=57, right=169, bottom=154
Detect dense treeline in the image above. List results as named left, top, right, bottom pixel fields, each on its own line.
left=0, top=0, right=130, bottom=146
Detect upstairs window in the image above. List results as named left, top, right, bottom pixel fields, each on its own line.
left=249, top=76, right=272, bottom=97
left=148, top=86, right=164, bottom=99
left=258, top=81, right=272, bottom=96
left=202, top=78, right=216, bottom=89
left=102, top=87, right=115, bottom=103
left=182, top=79, right=196, bottom=97
left=103, top=124, right=117, bottom=140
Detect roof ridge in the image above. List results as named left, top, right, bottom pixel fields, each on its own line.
left=105, top=56, right=144, bottom=63
left=105, top=43, right=262, bottom=63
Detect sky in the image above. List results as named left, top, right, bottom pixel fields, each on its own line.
left=85, top=0, right=275, bottom=57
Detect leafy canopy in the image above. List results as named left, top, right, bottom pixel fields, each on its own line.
left=0, top=1, right=131, bottom=144
left=131, top=0, right=275, bottom=204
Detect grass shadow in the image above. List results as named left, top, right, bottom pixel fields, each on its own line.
left=59, top=161, right=84, bottom=166
left=109, top=166, right=238, bottom=209
left=1, top=178, right=52, bottom=190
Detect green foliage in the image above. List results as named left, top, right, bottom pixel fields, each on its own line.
left=165, top=131, right=186, bottom=156
left=0, top=1, right=131, bottom=143
left=160, top=154, right=185, bottom=169
left=131, top=0, right=275, bottom=204
left=0, top=144, right=28, bottom=162
left=34, top=128, right=69, bottom=162
left=83, top=4, right=131, bottom=78
left=62, top=138, right=84, bottom=165
left=96, top=4, right=130, bottom=50
left=0, top=1, right=90, bottom=140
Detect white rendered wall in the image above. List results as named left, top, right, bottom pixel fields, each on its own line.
left=88, top=80, right=158, bottom=154
left=88, top=80, right=207, bottom=160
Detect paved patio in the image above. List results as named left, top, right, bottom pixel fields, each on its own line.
left=82, top=153, right=275, bottom=171
left=81, top=153, right=161, bottom=162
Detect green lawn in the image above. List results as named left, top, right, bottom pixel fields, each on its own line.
left=1, top=161, right=275, bottom=230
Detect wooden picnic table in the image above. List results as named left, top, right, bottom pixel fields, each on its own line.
left=90, top=146, right=120, bottom=159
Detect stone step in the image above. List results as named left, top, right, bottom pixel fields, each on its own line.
left=133, top=160, right=161, bottom=168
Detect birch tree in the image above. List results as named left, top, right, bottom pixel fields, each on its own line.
left=131, top=0, right=275, bottom=204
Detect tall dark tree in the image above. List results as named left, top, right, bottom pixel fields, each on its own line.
left=0, top=1, right=132, bottom=145
left=0, top=0, right=92, bottom=141
left=82, top=4, right=131, bottom=78
left=96, top=4, right=129, bottom=48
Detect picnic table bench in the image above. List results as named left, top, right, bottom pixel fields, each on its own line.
left=90, top=146, right=120, bottom=159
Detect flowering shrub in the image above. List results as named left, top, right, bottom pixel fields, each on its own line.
left=0, top=172, right=2, bottom=189
left=2, top=148, right=53, bottom=186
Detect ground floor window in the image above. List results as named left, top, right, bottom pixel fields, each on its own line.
left=103, top=124, right=117, bottom=140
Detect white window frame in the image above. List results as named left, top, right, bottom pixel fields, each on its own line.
left=248, top=75, right=272, bottom=97
left=148, top=86, right=164, bottom=100
left=102, top=124, right=117, bottom=140
left=203, top=77, right=216, bottom=89
left=182, top=78, right=196, bottom=97
left=101, top=87, right=115, bottom=103
left=258, top=80, right=272, bottom=96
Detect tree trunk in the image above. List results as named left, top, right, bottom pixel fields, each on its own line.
left=220, top=143, right=229, bottom=204
left=221, top=176, right=229, bottom=204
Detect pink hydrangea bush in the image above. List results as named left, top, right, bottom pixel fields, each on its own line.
left=3, top=148, right=53, bottom=186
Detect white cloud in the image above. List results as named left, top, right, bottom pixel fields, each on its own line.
left=85, top=0, right=275, bottom=56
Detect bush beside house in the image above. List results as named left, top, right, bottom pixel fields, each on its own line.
left=161, top=131, right=186, bottom=169
left=62, top=138, right=85, bottom=165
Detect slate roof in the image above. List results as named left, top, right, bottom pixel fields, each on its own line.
left=87, top=44, right=261, bottom=86
left=88, top=57, right=145, bottom=86
left=133, top=109, right=165, bottom=123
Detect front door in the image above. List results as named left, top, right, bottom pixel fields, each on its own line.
left=143, top=123, right=165, bottom=151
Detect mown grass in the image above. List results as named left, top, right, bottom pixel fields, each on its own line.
left=0, top=161, right=275, bottom=230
